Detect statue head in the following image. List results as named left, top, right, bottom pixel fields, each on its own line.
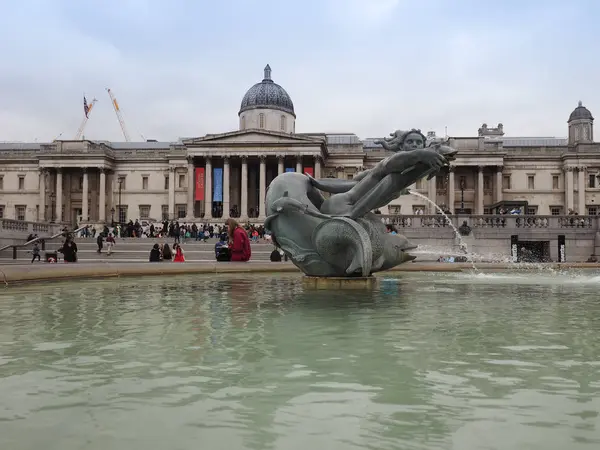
left=400, top=129, right=426, bottom=151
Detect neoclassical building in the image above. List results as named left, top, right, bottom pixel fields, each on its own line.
left=0, top=65, right=599, bottom=225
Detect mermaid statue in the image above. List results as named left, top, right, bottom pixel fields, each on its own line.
left=264, top=128, right=457, bottom=277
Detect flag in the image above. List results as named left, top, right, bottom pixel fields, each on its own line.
left=83, top=96, right=90, bottom=118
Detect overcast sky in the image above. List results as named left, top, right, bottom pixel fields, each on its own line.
left=0, top=0, right=597, bottom=142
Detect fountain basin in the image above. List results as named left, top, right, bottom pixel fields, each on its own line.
left=302, top=276, right=378, bottom=290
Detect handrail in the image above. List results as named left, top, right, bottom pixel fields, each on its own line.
left=0, top=225, right=89, bottom=253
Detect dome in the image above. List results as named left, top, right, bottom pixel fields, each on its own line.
left=239, top=65, right=295, bottom=117
left=568, top=101, right=594, bottom=122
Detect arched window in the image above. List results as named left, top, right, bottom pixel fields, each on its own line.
left=280, top=115, right=286, bottom=131
left=241, top=115, right=245, bottom=129
left=259, top=113, right=265, bottom=129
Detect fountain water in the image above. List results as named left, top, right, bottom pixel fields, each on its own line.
left=408, top=190, right=478, bottom=270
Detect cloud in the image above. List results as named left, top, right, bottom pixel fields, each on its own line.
left=0, top=0, right=598, bottom=142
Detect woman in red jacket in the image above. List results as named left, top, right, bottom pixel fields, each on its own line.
left=226, top=218, right=251, bottom=262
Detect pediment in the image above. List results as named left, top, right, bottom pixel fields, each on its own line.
left=182, top=129, right=324, bottom=147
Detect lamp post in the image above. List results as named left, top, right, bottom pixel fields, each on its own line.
left=110, top=207, right=115, bottom=226
left=49, top=192, right=56, bottom=223
left=118, top=179, right=123, bottom=224
left=459, top=179, right=466, bottom=214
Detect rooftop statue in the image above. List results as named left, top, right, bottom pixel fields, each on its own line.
left=264, top=129, right=457, bottom=277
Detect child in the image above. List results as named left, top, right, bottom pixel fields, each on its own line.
left=31, top=243, right=41, bottom=263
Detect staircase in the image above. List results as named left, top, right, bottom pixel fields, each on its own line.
left=0, top=238, right=276, bottom=263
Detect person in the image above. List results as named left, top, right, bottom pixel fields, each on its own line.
left=96, top=233, right=104, bottom=253
left=173, top=243, right=185, bottom=262
left=60, top=237, right=78, bottom=263
left=106, top=233, right=115, bottom=255
left=226, top=218, right=251, bottom=262
left=162, top=243, right=172, bottom=261
left=215, top=234, right=231, bottom=262
left=270, top=247, right=282, bottom=262
left=149, top=244, right=161, bottom=262
left=31, top=243, right=41, bottom=263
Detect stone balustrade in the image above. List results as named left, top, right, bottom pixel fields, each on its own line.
left=379, top=215, right=600, bottom=230
left=0, top=219, right=63, bottom=236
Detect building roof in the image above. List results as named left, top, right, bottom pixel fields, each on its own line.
left=568, top=101, right=594, bottom=122
left=239, top=65, right=295, bottom=117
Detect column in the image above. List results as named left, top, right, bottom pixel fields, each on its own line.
left=55, top=169, right=63, bottom=222
left=427, top=177, right=436, bottom=214
left=223, top=156, right=230, bottom=218
left=495, top=165, right=503, bottom=204
left=204, top=158, right=212, bottom=219
left=259, top=155, right=266, bottom=219
left=448, top=166, right=455, bottom=213
left=296, top=155, right=302, bottom=173
left=315, top=156, right=322, bottom=178
left=168, top=167, right=175, bottom=219
left=241, top=156, right=248, bottom=219
left=477, top=166, right=484, bottom=215
left=565, top=167, right=574, bottom=212
left=578, top=166, right=586, bottom=214
left=277, top=155, right=284, bottom=175
left=187, top=157, right=195, bottom=218
left=82, top=168, right=89, bottom=222
left=38, top=169, right=46, bottom=222
left=99, top=169, right=106, bottom=223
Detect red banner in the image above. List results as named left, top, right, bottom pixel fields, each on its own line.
left=195, top=168, right=205, bottom=201
left=304, top=167, right=314, bottom=177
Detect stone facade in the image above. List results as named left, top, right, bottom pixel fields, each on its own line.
left=0, top=64, right=598, bottom=225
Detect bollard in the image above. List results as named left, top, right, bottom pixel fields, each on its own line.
left=12, top=246, right=17, bottom=260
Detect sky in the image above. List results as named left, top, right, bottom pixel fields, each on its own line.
left=0, top=0, right=598, bottom=142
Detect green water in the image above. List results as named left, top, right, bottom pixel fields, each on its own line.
left=1, top=271, right=600, bottom=450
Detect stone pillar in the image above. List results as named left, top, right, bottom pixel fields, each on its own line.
left=448, top=166, right=455, bottom=213
left=277, top=155, right=284, bottom=175
left=578, top=166, right=586, bottom=214
left=205, top=157, right=212, bottom=219
left=55, top=169, right=63, bottom=222
left=495, top=166, right=503, bottom=204
left=187, top=157, right=195, bottom=218
left=565, top=167, right=574, bottom=212
left=99, top=169, right=106, bottom=223
left=477, top=166, right=484, bottom=215
left=315, top=156, right=322, bottom=178
left=168, top=167, right=176, bottom=219
left=259, top=155, right=267, bottom=219
left=82, top=168, right=89, bottom=222
left=427, top=177, right=436, bottom=214
left=241, top=156, right=248, bottom=219
left=296, top=155, right=302, bottom=173
left=38, top=169, right=46, bottom=222
left=223, top=156, right=230, bottom=218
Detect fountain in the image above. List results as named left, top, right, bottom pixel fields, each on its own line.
left=264, top=128, right=458, bottom=286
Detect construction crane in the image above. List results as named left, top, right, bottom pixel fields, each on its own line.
left=74, top=97, right=98, bottom=140
left=106, top=88, right=131, bottom=142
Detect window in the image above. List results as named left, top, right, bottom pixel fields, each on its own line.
left=259, top=113, right=265, bottom=129
left=117, top=176, right=126, bottom=190
left=550, top=206, right=562, bottom=216
left=412, top=205, right=425, bottom=214
left=161, top=205, right=169, bottom=221
left=78, top=176, right=83, bottom=191
left=347, top=174, right=354, bottom=180
left=415, top=178, right=425, bottom=190
left=589, top=174, right=597, bottom=188
left=15, top=205, right=26, bottom=221
left=436, top=175, right=446, bottom=189
left=241, top=115, right=246, bottom=129
left=142, top=176, right=149, bottom=190
left=0, top=175, right=3, bottom=190
left=502, top=175, right=511, bottom=190
left=527, top=175, right=535, bottom=190
left=458, top=176, right=467, bottom=189
left=526, top=206, right=537, bottom=215
left=118, top=205, right=128, bottom=223
left=0, top=205, right=4, bottom=218
left=139, top=205, right=150, bottom=219
left=388, top=205, right=401, bottom=214
left=553, top=175, right=560, bottom=190
left=36, top=205, right=39, bottom=221
left=588, top=207, right=598, bottom=216
left=178, top=174, right=185, bottom=188
left=18, top=176, right=25, bottom=190
left=164, top=175, right=169, bottom=190
left=176, top=204, right=187, bottom=219
left=280, top=115, right=286, bottom=131
left=483, top=175, right=491, bottom=190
